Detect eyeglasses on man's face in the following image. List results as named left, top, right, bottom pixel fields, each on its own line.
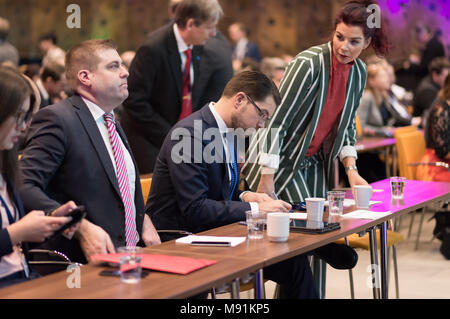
left=245, top=94, right=271, bottom=122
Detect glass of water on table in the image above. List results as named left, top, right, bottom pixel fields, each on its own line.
left=245, top=211, right=267, bottom=239
left=327, top=191, right=346, bottom=216
left=390, top=176, right=406, bottom=199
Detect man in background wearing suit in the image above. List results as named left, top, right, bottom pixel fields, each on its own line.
left=228, top=22, right=262, bottom=72
left=19, top=39, right=160, bottom=263
left=121, top=0, right=233, bottom=174
left=147, top=71, right=317, bottom=298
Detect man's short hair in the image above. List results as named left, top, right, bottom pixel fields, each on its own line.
left=39, top=33, right=57, bottom=44
left=65, top=39, right=117, bottom=91
left=174, top=0, right=223, bottom=28
left=0, top=17, right=10, bottom=41
left=222, top=70, right=281, bottom=106
left=40, top=62, right=65, bottom=82
left=429, top=57, right=450, bottom=75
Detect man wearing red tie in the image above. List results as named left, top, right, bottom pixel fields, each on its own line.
left=19, top=40, right=161, bottom=264
left=121, top=0, right=233, bottom=174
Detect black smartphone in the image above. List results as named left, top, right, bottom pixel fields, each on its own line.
left=99, top=269, right=150, bottom=278
left=45, top=206, right=87, bottom=242
left=289, top=219, right=340, bottom=234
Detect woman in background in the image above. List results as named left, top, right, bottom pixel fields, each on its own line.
left=0, top=67, right=77, bottom=288
left=416, top=74, right=450, bottom=260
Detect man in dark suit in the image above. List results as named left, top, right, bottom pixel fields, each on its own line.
left=19, top=39, right=160, bottom=264
left=147, top=71, right=318, bottom=298
left=121, top=0, right=232, bottom=174
left=228, top=22, right=262, bottom=72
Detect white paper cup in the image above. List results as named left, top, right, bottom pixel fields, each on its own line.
left=305, top=198, right=325, bottom=221
left=267, top=213, right=290, bottom=242
left=354, top=185, right=373, bottom=209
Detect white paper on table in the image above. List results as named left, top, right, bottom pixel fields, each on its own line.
left=342, top=210, right=391, bottom=220
left=175, top=235, right=246, bottom=247
left=325, top=199, right=382, bottom=207
left=289, top=213, right=308, bottom=220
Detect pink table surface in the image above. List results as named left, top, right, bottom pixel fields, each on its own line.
left=346, top=179, right=450, bottom=217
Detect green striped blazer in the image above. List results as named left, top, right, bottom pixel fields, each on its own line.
left=243, top=42, right=367, bottom=198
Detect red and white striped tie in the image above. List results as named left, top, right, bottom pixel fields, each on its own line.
left=104, top=113, right=138, bottom=247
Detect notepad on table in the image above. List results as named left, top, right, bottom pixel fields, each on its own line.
left=342, top=210, right=391, bottom=220
left=91, top=253, right=217, bottom=275
left=176, top=235, right=246, bottom=247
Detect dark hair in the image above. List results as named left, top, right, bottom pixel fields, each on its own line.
left=335, top=0, right=390, bottom=56
left=223, top=71, right=281, bottom=106
left=0, top=67, right=33, bottom=183
left=39, top=33, right=57, bottom=44
left=429, top=57, right=450, bottom=75
left=174, top=0, right=223, bottom=28
left=65, top=39, right=117, bottom=91
left=438, top=73, right=450, bottom=101
left=40, top=63, right=65, bottom=82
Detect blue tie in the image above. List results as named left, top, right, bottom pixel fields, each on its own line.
left=229, top=151, right=238, bottom=200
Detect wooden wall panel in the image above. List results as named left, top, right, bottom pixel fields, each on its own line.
left=0, top=0, right=448, bottom=64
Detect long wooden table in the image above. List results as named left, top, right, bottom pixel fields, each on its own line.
left=0, top=179, right=448, bottom=299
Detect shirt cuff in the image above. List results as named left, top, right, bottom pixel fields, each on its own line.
left=339, top=145, right=358, bottom=162
left=258, top=153, right=280, bottom=170
left=249, top=202, right=259, bottom=213
left=238, top=192, right=259, bottom=212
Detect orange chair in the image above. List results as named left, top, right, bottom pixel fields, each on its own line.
left=140, top=177, right=152, bottom=204
left=395, top=130, right=430, bottom=250
left=395, top=130, right=426, bottom=180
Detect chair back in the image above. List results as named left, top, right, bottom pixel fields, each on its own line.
left=140, top=177, right=152, bottom=204
left=393, top=125, right=416, bottom=140
left=395, top=131, right=426, bottom=179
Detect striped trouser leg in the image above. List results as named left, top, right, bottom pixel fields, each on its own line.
left=279, top=159, right=329, bottom=298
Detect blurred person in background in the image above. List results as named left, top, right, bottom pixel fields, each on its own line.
left=0, top=17, right=19, bottom=67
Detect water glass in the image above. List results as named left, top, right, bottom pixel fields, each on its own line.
left=245, top=211, right=266, bottom=239
left=117, top=246, right=143, bottom=284
left=327, top=191, right=345, bottom=216
left=390, top=177, right=406, bottom=199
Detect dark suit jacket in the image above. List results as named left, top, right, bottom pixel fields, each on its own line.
left=0, top=180, right=30, bottom=262
left=232, top=41, right=262, bottom=62
left=146, top=105, right=250, bottom=238
left=121, top=23, right=233, bottom=174
left=19, top=95, right=146, bottom=263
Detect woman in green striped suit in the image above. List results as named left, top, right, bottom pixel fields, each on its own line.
left=243, top=0, right=390, bottom=203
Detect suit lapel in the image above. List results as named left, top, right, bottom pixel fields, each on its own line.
left=200, top=106, right=231, bottom=200
left=167, top=26, right=183, bottom=107
left=71, top=96, right=122, bottom=199
left=299, top=43, right=331, bottom=160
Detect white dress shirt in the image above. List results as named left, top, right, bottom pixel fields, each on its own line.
left=173, top=23, right=194, bottom=86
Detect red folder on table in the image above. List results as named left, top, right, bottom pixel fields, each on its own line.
left=91, top=253, right=218, bottom=275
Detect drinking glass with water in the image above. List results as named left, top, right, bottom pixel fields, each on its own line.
left=390, top=177, right=406, bottom=200
left=245, top=211, right=266, bottom=239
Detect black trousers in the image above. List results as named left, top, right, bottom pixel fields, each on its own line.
left=263, top=253, right=318, bottom=299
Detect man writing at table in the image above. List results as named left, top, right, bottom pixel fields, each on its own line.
left=19, top=39, right=160, bottom=264
left=147, top=71, right=319, bottom=298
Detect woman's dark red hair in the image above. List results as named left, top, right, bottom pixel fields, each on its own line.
left=335, top=0, right=390, bottom=56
